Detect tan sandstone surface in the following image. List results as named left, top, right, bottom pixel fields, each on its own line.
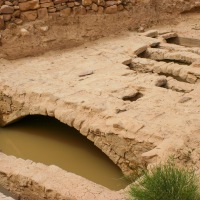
left=0, top=12, right=200, bottom=200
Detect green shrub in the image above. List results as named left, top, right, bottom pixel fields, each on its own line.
left=129, top=161, right=200, bottom=200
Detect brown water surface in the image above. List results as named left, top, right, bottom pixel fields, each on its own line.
left=0, top=115, right=129, bottom=190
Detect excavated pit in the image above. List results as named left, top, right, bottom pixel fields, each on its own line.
left=0, top=6, right=200, bottom=199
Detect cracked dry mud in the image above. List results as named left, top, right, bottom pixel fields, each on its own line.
left=0, top=16, right=200, bottom=199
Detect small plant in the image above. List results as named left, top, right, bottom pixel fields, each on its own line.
left=129, top=161, right=200, bottom=200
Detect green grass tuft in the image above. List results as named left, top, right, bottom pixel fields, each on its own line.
left=129, top=161, right=200, bottom=200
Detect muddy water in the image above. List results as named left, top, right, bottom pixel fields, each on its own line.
left=0, top=115, right=129, bottom=190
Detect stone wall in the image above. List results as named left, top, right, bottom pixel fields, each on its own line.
left=0, top=0, right=134, bottom=29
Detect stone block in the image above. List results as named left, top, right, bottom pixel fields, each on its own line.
left=55, top=4, right=66, bottom=10
left=14, top=18, right=23, bottom=24
left=91, top=3, right=98, bottom=11
left=0, top=5, right=14, bottom=13
left=13, top=1, right=19, bottom=6
left=37, top=7, right=48, bottom=19
left=59, top=7, right=71, bottom=16
left=14, top=5, right=20, bottom=9
left=40, top=0, right=52, bottom=3
left=82, top=0, right=92, bottom=6
left=5, top=1, right=13, bottom=6
left=3, top=14, right=12, bottom=21
left=0, top=0, right=3, bottom=7
left=117, top=4, right=123, bottom=10
left=105, top=1, right=117, bottom=6
left=20, top=10, right=38, bottom=21
left=54, top=0, right=66, bottom=4
left=73, top=6, right=86, bottom=15
left=105, top=5, right=117, bottom=14
left=40, top=2, right=54, bottom=7
left=67, top=2, right=74, bottom=7
left=48, top=7, right=56, bottom=12
left=97, top=6, right=103, bottom=13
left=12, top=10, right=21, bottom=17
left=97, top=0, right=105, bottom=6
left=19, top=0, right=40, bottom=11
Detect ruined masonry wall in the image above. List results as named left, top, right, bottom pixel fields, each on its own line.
left=0, top=0, right=134, bottom=29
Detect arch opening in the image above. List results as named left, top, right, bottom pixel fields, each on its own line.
left=0, top=115, right=130, bottom=190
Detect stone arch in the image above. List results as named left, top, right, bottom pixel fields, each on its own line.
left=0, top=87, right=155, bottom=175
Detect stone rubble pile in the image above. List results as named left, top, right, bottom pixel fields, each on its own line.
left=0, top=0, right=135, bottom=29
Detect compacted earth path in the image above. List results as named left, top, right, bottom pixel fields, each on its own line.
left=0, top=14, right=200, bottom=199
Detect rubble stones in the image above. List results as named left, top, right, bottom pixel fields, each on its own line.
left=0, top=5, right=14, bottom=13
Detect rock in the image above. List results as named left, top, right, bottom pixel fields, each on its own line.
left=117, top=4, right=123, bottom=11
left=59, top=7, right=71, bottom=16
left=105, top=1, right=117, bottom=6
left=85, top=5, right=91, bottom=10
left=12, top=10, right=21, bottom=18
left=82, top=0, right=92, bottom=6
left=98, top=0, right=105, bottom=6
left=0, top=5, right=14, bottom=13
left=13, top=1, right=19, bottom=6
left=19, top=0, right=40, bottom=11
left=155, top=77, right=167, bottom=87
left=37, top=7, right=48, bottom=19
left=48, top=7, right=56, bottom=12
left=0, top=0, right=3, bottom=6
left=14, top=18, right=23, bottom=25
left=79, top=70, right=94, bottom=77
left=138, top=26, right=145, bottom=33
left=105, top=5, right=117, bottom=14
left=39, top=25, right=49, bottom=32
left=91, top=3, right=98, bottom=11
left=53, top=0, right=66, bottom=4
left=186, top=74, right=197, bottom=84
left=0, top=17, right=5, bottom=30
left=20, top=28, right=30, bottom=36
left=73, top=6, right=86, bottom=15
left=97, top=6, right=103, bottom=13
left=143, top=30, right=158, bottom=38
left=20, top=10, right=38, bottom=21
left=161, top=32, right=178, bottom=40
left=40, top=2, right=54, bottom=7
left=14, top=5, right=20, bottom=9
left=40, top=0, right=52, bottom=3
left=55, top=4, right=67, bottom=11
left=3, top=14, right=12, bottom=21
left=67, top=2, right=74, bottom=7
left=5, top=1, right=13, bottom=6
left=178, top=97, right=192, bottom=103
